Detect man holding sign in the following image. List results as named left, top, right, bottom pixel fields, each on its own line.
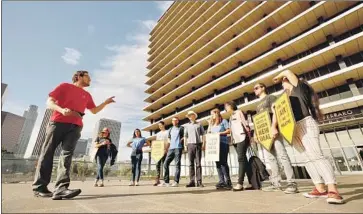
left=153, top=121, right=169, bottom=186
left=254, top=83, right=297, bottom=194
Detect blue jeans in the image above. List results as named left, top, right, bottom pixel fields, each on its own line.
left=131, top=152, right=143, bottom=182
left=163, top=148, right=182, bottom=183
left=96, top=155, right=108, bottom=180
left=216, top=143, right=231, bottom=185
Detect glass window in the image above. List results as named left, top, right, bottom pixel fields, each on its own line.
left=349, top=128, right=363, bottom=145
left=322, top=149, right=339, bottom=173
left=342, top=147, right=362, bottom=171
left=330, top=148, right=349, bottom=172
left=319, top=133, right=329, bottom=149
left=325, top=132, right=341, bottom=147
left=336, top=130, right=354, bottom=146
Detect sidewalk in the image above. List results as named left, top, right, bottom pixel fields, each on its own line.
left=2, top=175, right=362, bottom=213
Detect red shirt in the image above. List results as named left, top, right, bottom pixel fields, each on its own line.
left=49, top=83, right=96, bottom=126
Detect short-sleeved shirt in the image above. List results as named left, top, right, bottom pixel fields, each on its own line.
left=184, top=122, right=205, bottom=144
left=256, top=95, right=277, bottom=114
left=156, top=130, right=169, bottom=147
left=49, top=83, right=96, bottom=126
left=95, top=137, right=112, bottom=156
left=129, top=137, right=147, bottom=151
left=209, top=119, right=229, bottom=144
left=290, top=80, right=312, bottom=122
left=169, top=126, right=183, bottom=149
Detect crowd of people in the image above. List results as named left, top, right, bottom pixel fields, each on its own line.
left=31, top=69, right=344, bottom=205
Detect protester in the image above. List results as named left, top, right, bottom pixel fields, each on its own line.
left=127, top=129, right=150, bottom=186
left=253, top=83, right=298, bottom=194
left=184, top=111, right=205, bottom=188
left=273, top=69, right=344, bottom=204
left=207, top=108, right=232, bottom=190
left=158, top=117, right=184, bottom=187
left=224, top=101, right=253, bottom=191
left=32, top=70, right=115, bottom=200
left=93, top=127, right=112, bottom=187
left=153, top=121, right=169, bottom=186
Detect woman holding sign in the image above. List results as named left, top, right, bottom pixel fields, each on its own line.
left=273, top=70, right=344, bottom=204
left=207, top=108, right=232, bottom=190
left=127, top=129, right=150, bottom=186
left=224, top=101, right=254, bottom=191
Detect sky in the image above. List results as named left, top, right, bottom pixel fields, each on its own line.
left=2, top=1, right=173, bottom=160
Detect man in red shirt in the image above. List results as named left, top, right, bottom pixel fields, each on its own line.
left=33, top=70, right=115, bottom=200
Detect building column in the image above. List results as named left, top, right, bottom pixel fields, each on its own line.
left=244, top=92, right=249, bottom=103
left=347, top=78, right=360, bottom=96
left=336, top=55, right=347, bottom=69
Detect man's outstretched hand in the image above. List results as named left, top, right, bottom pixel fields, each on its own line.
left=104, top=96, right=116, bottom=105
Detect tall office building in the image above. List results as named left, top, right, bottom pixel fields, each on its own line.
left=144, top=2, right=363, bottom=175
left=1, top=83, right=8, bottom=107
left=85, top=138, right=93, bottom=156
left=92, top=118, right=121, bottom=149
left=31, top=108, right=53, bottom=158
left=15, top=105, right=38, bottom=158
left=73, top=139, right=88, bottom=158
left=1, top=112, right=25, bottom=153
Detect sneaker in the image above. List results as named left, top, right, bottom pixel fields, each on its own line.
left=185, top=182, right=196, bottom=188
left=129, top=182, right=135, bottom=186
left=135, top=182, right=140, bottom=186
left=171, top=182, right=179, bottom=187
left=99, top=183, right=104, bottom=187
left=153, top=180, right=160, bottom=186
left=33, top=187, right=53, bottom=198
left=262, top=184, right=282, bottom=192
left=215, top=183, right=226, bottom=190
left=197, top=182, right=205, bottom=188
left=224, top=184, right=233, bottom=190
left=52, top=189, right=81, bottom=200
left=303, top=188, right=328, bottom=198
left=284, top=182, right=298, bottom=194
left=233, top=184, right=244, bottom=191
left=158, top=182, right=170, bottom=187
left=94, top=183, right=98, bottom=187
left=327, top=192, right=344, bottom=204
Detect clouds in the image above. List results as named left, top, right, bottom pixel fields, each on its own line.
left=81, top=21, right=151, bottom=161
left=61, top=47, right=82, bottom=65
left=155, top=1, right=173, bottom=12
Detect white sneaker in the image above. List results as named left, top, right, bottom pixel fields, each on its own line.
left=233, top=184, right=243, bottom=191
left=171, top=182, right=179, bottom=187
left=157, top=182, right=169, bottom=187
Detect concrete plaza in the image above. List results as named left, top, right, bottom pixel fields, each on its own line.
left=2, top=175, right=362, bottom=213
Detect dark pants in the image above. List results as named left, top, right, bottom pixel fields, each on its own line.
left=164, top=148, right=182, bottom=183
left=156, top=154, right=167, bottom=180
left=216, top=143, right=231, bottom=185
left=131, top=152, right=143, bottom=182
left=188, top=144, right=202, bottom=184
left=96, top=155, right=108, bottom=180
left=33, top=122, right=82, bottom=191
left=233, top=136, right=250, bottom=185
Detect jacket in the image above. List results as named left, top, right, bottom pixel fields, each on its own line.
left=247, top=156, right=270, bottom=189
left=109, top=143, right=118, bottom=166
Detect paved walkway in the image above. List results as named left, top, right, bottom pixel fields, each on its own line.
left=2, top=175, right=362, bottom=213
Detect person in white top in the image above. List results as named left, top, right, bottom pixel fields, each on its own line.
left=153, top=121, right=169, bottom=186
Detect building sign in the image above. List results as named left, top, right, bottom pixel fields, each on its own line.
left=205, top=133, right=220, bottom=161
left=151, top=140, right=165, bottom=162
left=274, top=92, right=296, bottom=145
left=252, top=111, right=273, bottom=151
left=321, top=107, right=363, bottom=124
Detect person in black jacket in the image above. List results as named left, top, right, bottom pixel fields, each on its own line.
left=94, top=127, right=112, bottom=187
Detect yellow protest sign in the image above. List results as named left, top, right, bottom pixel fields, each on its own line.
left=274, top=92, right=296, bottom=144
left=151, top=140, right=165, bottom=162
left=252, top=110, right=273, bottom=151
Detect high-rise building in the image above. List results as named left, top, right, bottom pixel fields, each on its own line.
left=1, top=83, right=8, bottom=107
left=73, top=139, right=88, bottom=158
left=31, top=108, right=53, bottom=158
left=144, top=2, right=363, bottom=175
left=85, top=138, right=93, bottom=156
left=15, top=105, right=38, bottom=158
left=1, top=111, right=25, bottom=153
left=92, top=118, right=121, bottom=149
